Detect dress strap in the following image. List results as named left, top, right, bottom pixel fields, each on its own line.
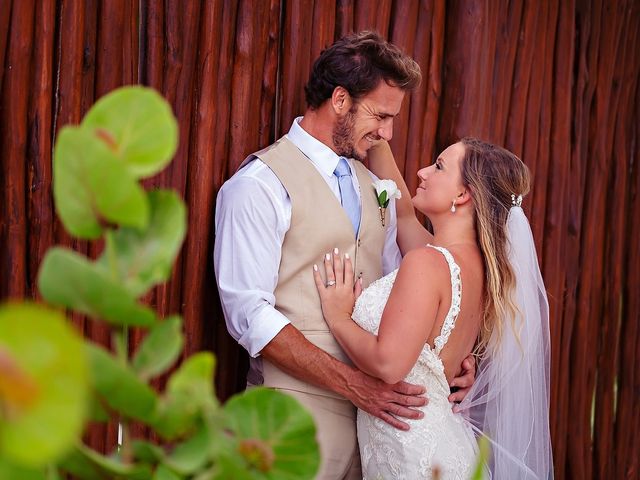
left=426, top=245, right=462, bottom=356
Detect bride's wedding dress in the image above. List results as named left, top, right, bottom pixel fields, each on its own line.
left=352, top=245, right=478, bottom=480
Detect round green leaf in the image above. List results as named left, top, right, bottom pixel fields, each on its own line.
left=221, top=388, right=319, bottom=479
left=154, top=464, right=184, bottom=480
left=53, top=126, right=149, bottom=238
left=0, top=303, right=89, bottom=467
left=152, top=353, right=218, bottom=440
left=38, top=247, right=156, bottom=327
left=132, top=316, right=184, bottom=380
left=98, top=190, right=187, bottom=298
left=86, top=344, right=158, bottom=423
left=131, top=440, right=165, bottom=464
left=82, top=86, right=178, bottom=178
left=0, top=458, right=48, bottom=480
left=164, top=427, right=210, bottom=474
left=166, top=353, right=216, bottom=400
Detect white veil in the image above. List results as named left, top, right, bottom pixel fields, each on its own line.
left=458, top=204, right=554, bottom=479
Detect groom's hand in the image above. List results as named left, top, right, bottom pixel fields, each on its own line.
left=346, top=370, right=427, bottom=431
left=448, top=354, right=476, bottom=407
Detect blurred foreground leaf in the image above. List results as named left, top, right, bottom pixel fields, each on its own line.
left=38, top=248, right=156, bottom=327
left=87, top=344, right=158, bottom=423
left=59, top=444, right=151, bottom=480
left=99, top=190, right=187, bottom=298
left=220, top=388, right=319, bottom=479
left=153, top=353, right=218, bottom=440
left=53, top=126, right=149, bottom=238
left=82, top=86, right=178, bottom=178
left=132, top=316, right=184, bottom=380
left=470, top=436, right=490, bottom=480
left=0, top=304, right=88, bottom=467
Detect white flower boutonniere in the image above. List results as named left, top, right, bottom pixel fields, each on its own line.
left=373, top=179, right=401, bottom=227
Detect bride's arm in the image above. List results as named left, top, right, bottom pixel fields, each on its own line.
left=314, top=249, right=444, bottom=384
left=368, top=141, right=433, bottom=254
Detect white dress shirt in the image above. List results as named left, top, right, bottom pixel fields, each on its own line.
left=214, top=117, right=402, bottom=383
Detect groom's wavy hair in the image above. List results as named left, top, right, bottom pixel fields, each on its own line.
left=460, top=138, right=531, bottom=356
left=304, top=31, right=421, bottom=109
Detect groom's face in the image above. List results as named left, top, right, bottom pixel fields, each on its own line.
left=332, top=82, right=405, bottom=161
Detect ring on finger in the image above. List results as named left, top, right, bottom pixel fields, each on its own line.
left=325, top=280, right=336, bottom=287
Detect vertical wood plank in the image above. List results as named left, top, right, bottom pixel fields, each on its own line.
left=26, top=0, right=56, bottom=299
left=565, top=1, right=601, bottom=477
left=387, top=0, right=419, bottom=173
left=0, top=0, right=35, bottom=299
left=0, top=1, right=12, bottom=97
left=278, top=0, right=314, bottom=136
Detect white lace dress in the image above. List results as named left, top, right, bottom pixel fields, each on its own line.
left=353, top=246, right=478, bottom=479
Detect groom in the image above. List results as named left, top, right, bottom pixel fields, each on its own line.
left=214, top=31, right=474, bottom=479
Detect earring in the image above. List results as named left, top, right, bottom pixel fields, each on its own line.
left=450, top=200, right=456, bottom=213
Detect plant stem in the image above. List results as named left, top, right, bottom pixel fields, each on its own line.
left=119, top=420, right=133, bottom=463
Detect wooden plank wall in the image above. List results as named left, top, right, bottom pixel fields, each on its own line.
left=1, top=1, right=638, bottom=478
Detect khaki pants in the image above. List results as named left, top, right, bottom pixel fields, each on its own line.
left=277, top=389, right=362, bottom=480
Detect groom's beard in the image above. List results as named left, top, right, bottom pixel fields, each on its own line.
left=332, top=107, right=364, bottom=161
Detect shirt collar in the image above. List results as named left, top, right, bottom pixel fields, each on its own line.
left=285, top=116, right=345, bottom=177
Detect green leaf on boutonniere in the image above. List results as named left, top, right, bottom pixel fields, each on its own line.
left=377, top=190, right=388, bottom=207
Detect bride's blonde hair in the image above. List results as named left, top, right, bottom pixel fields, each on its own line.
left=459, top=138, right=531, bottom=355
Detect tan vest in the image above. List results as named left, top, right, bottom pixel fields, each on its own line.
left=253, top=137, right=388, bottom=399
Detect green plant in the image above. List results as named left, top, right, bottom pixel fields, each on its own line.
left=0, top=86, right=319, bottom=479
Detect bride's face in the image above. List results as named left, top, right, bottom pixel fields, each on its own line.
left=412, top=142, right=466, bottom=215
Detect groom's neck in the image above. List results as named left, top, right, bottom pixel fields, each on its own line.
left=299, top=108, right=338, bottom=153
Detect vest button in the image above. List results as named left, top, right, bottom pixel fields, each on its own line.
left=357, top=239, right=361, bottom=247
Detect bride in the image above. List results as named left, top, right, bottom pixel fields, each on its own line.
left=313, top=138, right=553, bottom=479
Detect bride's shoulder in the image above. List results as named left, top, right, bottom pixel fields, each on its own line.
left=397, top=246, right=451, bottom=282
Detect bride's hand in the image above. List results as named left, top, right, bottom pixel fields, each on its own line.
left=367, top=139, right=394, bottom=164
left=313, top=248, right=363, bottom=327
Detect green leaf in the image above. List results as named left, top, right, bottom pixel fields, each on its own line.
left=152, top=353, right=218, bottom=440
left=0, top=458, right=48, bottom=480
left=38, top=247, right=157, bottom=327
left=131, top=440, right=165, bottom=464
left=98, top=190, right=187, bottom=297
left=166, top=353, right=216, bottom=401
left=164, top=427, right=211, bottom=474
left=87, top=395, right=110, bottom=423
left=470, top=436, right=490, bottom=480
left=152, top=393, right=200, bottom=441
left=45, top=465, right=64, bottom=480
left=377, top=190, right=388, bottom=207
left=0, top=303, right=89, bottom=467
left=56, top=448, right=106, bottom=480
left=82, top=86, right=178, bottom=178
left=53, top=126, right=149, bottom=238
left=154, top=464, right=185, bottom=480
left=87, top=344, right=158, bottom=423
left=132, top=316, right=184, bottom=380
left=220, top=388, right=319, bottom=479
left=58, top=444, right=151, bottom=480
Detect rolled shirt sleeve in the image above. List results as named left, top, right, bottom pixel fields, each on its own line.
left=213, top=163, right=291, bottom=357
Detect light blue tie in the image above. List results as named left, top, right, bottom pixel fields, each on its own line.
left=334, top=157, right=361, bottom=236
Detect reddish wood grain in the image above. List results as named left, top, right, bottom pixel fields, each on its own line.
left=0, top=1, right=12, bottom=97
left=0, top=0, right=35, bottom=299
left=26, top=0, right=55, bottom=299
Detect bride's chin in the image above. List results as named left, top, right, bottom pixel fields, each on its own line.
left=412, top=199, right=430, bottom=216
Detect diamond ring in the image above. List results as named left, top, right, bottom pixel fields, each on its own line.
left=325, top=280, right=336, bottom=287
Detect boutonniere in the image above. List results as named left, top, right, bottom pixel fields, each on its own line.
left=372, top=179, right=401, bottom=227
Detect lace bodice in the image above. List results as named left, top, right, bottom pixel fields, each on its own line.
left=351, top=245, right=477, bottom=479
